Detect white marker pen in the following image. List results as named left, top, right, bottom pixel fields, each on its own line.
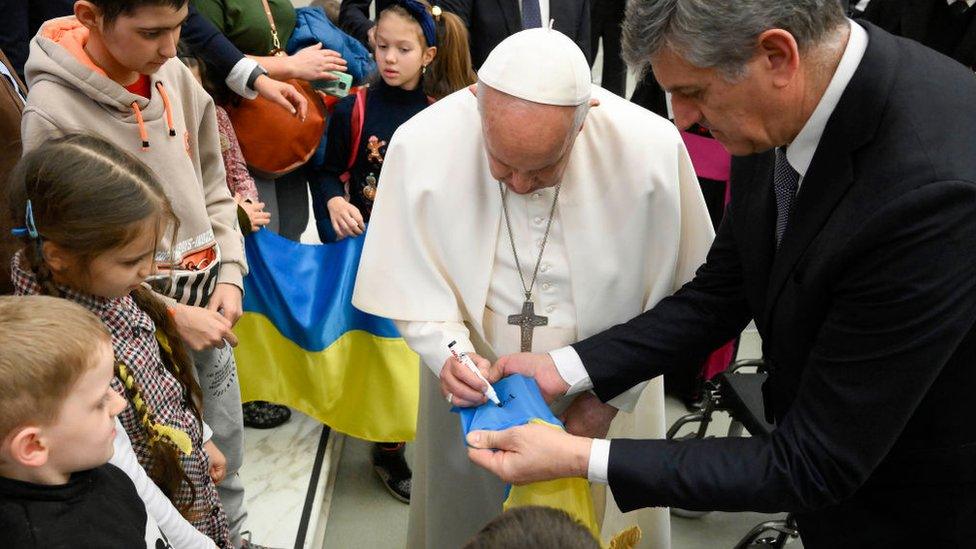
left=448, top=340, right=501, bottom=406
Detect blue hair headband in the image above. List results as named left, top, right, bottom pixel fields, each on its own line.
left=11, top=199, right=39, bottom=240
left=394, top=0, right=438, bottom=47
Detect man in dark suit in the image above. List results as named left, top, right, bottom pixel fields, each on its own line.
left=438, top=0, right=591, bottom=68
left=861, top=0, right=976, bottom=69
left=338, top=0, right=394, bottom=49
left=466, top=1, right=976, bottom=546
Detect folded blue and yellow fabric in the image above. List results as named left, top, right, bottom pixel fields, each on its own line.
left=454, top=374, right=599, bottom=539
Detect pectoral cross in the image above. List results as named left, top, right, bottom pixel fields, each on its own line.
left=508, top=300, right=548, bottom=352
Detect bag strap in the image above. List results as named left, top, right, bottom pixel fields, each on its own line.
left=339, top=87, right=368, bottom=184
left=260, top=0, right=284, bottom=54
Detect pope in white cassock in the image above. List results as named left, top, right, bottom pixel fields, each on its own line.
left=352, top=27, right=714, bottom=548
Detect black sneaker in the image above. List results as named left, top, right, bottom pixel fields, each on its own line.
left=371, top=443, right=411, bottom=503
left=242, top=401, right=292, bottom=429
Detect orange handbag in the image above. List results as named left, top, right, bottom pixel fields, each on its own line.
left=227, top=0, right=325, bottom=179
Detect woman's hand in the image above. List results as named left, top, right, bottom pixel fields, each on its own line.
left=285, top=43, right=348, bottom=81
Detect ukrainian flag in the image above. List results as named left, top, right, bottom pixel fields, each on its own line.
left=233, top=228, right=419, bottom=442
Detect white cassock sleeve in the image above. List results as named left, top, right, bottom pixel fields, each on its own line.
left=110, top=419, right=217, bottom=549
left=394, top=320, right=475, bottom=378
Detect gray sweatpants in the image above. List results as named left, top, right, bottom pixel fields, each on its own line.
left=193, top=345, right=247, bottom=548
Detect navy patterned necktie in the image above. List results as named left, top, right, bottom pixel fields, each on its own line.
left=522, top=0, right=542, bottom=29
left=774, top=147, right=800, bottom=249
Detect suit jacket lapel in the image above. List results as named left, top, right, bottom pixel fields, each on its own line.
left=735, top=152, right=776, bottom=307
left=498, top=0, right=521, bottom=33
left=761, top=22, right=898, bottom=329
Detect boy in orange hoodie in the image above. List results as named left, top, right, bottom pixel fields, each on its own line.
left=21, top=2, right=255, bottom=546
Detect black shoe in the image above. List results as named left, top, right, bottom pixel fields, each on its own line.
left=371, top=443, right=411, bottom=503
left=242, top=401, right=292, bottom=429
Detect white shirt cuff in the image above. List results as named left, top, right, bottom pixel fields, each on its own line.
left=549, top=345, right=593, bottom=396
left=587, top=438, right=611, bottom=484
left=202, top=421, right=214, bottom=443
left=226, top=57, right=259, bottom=100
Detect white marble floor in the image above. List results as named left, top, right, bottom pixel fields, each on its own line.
left=238, top=410, right=331, bottom=548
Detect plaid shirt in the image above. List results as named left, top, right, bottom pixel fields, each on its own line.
left=11, top=253, right=231, bottom=548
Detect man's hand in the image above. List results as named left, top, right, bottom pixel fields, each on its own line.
left=560, top=392, right=618, bottom=439
left=207, top=283, right=243, bottom=326
left=492, top=352, right=570, bottom=403
left=466, top=423, right=592, bottom=485
left=440, top=351, right=492, bottom=407
left=204, top=440, right=227, bottom=484
left=252, top=74, right=308, bottom=120
left=171, top=303, right=238, bottom=351
left=327, top=197, right=365, bottom=238
left=235, top=194, right=272, bottom=231
left=286, top=43, right=348, bottom=81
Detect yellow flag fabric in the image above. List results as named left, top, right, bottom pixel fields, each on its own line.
left=502, top=419, right=601, bottom=540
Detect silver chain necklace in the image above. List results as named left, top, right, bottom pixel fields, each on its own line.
left=499, top=182, right=561, bottom=351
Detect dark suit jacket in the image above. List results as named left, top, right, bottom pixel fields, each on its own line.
left=338, top=0, right=396, bottom=48
left=862, top=0, right=976, bottom=68
left=573, top=22, right=976, bottom=547
left=438, top=0, right=590, bottom=68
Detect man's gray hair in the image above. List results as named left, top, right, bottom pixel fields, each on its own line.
left=622, top=0, right=848, bottom=79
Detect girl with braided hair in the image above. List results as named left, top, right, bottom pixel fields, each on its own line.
left=6, top=134, right=232, bottom=548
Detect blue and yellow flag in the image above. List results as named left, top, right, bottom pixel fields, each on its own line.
left=233, top=228, right=419, bottom=442
left=455, top=375, right=600, bottom=539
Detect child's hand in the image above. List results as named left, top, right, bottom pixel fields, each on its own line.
left=327, top=196, right=365, bottom=239
left=235, top=193, right=272, bottom=232
left=204, top=440, right=227, bottom=485
left=172, top=303, right=238, bottom=350
left=287, top=43, right=348, bottom=81
left=208, top=283, right=244, bottom=327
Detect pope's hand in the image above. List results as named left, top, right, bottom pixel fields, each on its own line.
left=466, top=423, right=592, bottom=485
left=560, top=392, right=618, bottom=439
left=492, top=352, right=570, bottom=404
left=440, top=352, right=492, bottom=407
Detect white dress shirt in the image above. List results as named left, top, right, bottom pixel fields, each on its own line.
left=948, top=0, right=976, bottom=9
left=551, top=19, right=870, bottom=484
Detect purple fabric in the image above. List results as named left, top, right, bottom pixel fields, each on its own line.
left=681, top=130, right=731, bottom=183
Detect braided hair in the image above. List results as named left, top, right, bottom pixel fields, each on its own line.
left=6, top=134, right=203, bottom=516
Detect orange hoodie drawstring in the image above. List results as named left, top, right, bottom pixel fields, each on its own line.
left=131, top=101, right=150, bottom=150
left=155, top=82, right=177, bottom=137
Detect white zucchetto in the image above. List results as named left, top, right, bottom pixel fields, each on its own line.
left=477, top=26, right=592, bottom=106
